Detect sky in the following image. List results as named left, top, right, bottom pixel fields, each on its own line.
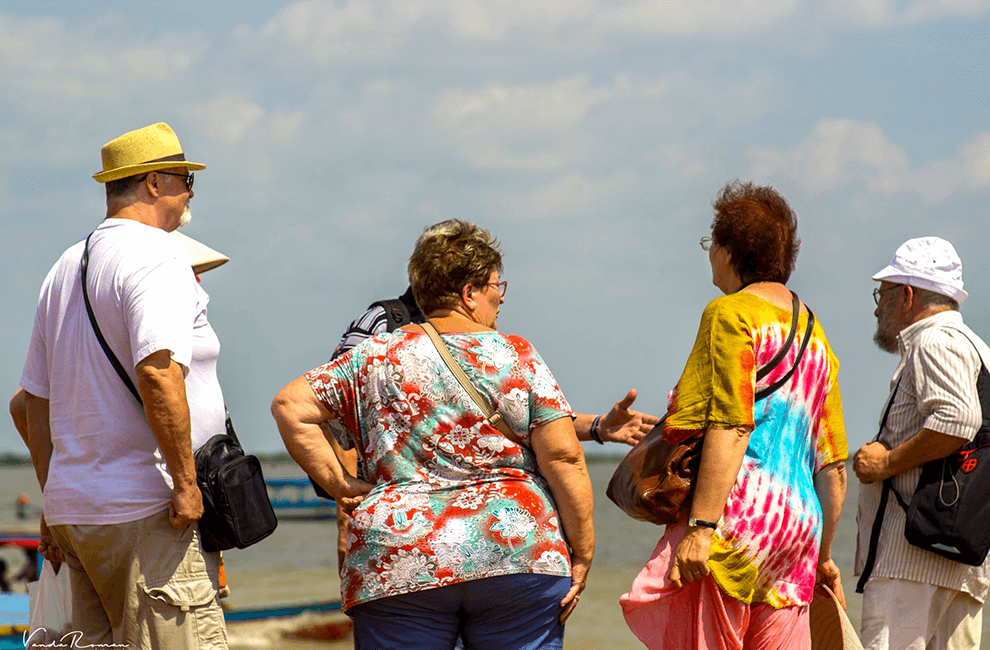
left=2, top=0, right=989, bottom=457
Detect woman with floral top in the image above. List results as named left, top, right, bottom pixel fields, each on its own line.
left=272, top=219, right=594, bottom=650
left=620, top=182, right=848, bottom=650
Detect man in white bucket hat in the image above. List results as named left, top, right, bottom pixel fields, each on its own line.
left=19, top=123, right=228, bottom=648
left=853, top=236, right=989, bottom=650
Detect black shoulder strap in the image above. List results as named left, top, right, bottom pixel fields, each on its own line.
left=369, top=298, right=411, bottom=332
left=756, top=292, right=801, bottom=382
left=856, top=380, right=902, bottom=593
left=80, top=233, right=143, bottom=407
left=754, top=294, right=816, bottom=402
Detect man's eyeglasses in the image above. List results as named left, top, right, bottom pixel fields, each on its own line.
left=488, top=281, right=508, bottom=297
left=873, top=285, right=901, bottom=305
left=156, top=170, right=195, bottom=191
left=700, top=236, right=713, bottom=251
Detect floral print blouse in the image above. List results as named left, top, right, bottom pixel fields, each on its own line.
left=305, top=328, right=575, bottom=610
left=664, top=292, right=848, bottom=608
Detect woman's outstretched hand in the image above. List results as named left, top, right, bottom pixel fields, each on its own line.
left=600, top=389, right=661, bottom=446
left=668, top=527, right=713, bottom=588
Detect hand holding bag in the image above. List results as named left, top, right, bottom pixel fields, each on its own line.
left=607, top=293, right=815, bottom=525
left=27, top=560, right=72, bottom=644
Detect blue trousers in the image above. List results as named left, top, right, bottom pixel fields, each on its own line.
left=350, top=573, right=571, bottom=650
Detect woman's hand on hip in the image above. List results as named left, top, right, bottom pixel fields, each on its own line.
left=559, top=555, right=592, bottom=624
left=668, top=527, right=713, bottom=589
left=335, top=475, right=374, bottom=516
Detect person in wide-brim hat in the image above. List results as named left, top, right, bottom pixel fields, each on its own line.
left=92, top=122, right=205, bottom=183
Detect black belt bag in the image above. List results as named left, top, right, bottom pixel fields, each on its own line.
left=194, top=417, right=278, bottom=551
left=81, top=233, right=277, bottom=552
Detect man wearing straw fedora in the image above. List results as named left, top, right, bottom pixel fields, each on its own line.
left=853, top=237, right=989, bottom=650
left=19, top=122, right=228, bottom=648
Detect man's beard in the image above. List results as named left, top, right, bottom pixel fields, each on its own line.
left=178, top=204, right=192, bottom=229
left=873, top=303, right=900, bottom=354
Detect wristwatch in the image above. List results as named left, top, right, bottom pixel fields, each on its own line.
left=688, top=517, right=718, bottom=530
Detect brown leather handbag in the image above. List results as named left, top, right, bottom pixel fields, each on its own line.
left=606, top=293, right=814, bottom=526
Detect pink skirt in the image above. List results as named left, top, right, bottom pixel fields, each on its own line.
left=620, top=525, right=810, bottom=650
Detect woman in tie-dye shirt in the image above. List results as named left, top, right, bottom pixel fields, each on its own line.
left=621, top=182, right=848, bottom=650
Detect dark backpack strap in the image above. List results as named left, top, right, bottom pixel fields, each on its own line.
left=855, top=380, right=901, bottom=593
left=369, top=298, right=411, bottom=332
left=80, top=233, right=143, bottom=407
left=856, top=478, right=892, bottom=593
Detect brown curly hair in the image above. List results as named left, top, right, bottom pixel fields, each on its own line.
left=408, top=220, right=503, bottom=315
left=710, top=181, right=800, bottom=284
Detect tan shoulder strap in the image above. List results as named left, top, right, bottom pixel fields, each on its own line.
left=417, top=322, right=521, bottom=445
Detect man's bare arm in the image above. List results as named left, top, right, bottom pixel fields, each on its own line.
left=136, top=349, right=203, bottom=529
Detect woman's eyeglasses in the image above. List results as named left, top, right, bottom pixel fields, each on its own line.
left=700, top=236, right=713, bottom=251
left=488, top=281, right=508, bottom=297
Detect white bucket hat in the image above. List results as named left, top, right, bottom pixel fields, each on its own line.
left=872, top=236, right=968, bottom=304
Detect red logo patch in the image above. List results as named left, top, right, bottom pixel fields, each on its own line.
left=962, top=457, right=978, bottom=473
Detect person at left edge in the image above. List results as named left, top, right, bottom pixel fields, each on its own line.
left=18, top=122, right=227, bottom=648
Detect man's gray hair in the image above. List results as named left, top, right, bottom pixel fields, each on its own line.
left=913, top=286, right=959, bottom=311
left=105, top=173, right=146, bottom=206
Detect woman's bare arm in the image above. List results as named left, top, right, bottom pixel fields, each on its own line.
left=530, top=416, right=595, bottom=623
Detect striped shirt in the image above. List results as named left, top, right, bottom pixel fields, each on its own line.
left=331, top=306, right=388, bottom=361
left=855, top=310, right=990, bottom=601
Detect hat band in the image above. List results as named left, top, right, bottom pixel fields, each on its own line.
left=143, top=153, right=187, bottom=164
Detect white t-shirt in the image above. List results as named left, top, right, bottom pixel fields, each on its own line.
left=20, top=219, right=226, bottom=526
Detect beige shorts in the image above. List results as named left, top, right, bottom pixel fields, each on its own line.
left=860, top=577, right=981, bottom=650
left=49, top=509, right=227, bottom=649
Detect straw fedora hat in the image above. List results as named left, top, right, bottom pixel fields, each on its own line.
left=93, top=122, right=205, bottom=183
left=170, top=231, right=229, bottom=275
left=810, top=585, right=863, bottom=650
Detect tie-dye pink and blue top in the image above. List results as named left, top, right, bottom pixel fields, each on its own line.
left=664, top=292, right=847, bottom=608
left=305, top=328, right=575, bottom=611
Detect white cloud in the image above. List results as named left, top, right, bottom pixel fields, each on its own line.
left=433, top=75, right=609, bottom=171
left=187, top=96, right=266, bottom=145
left=749, top=119, right=909, bottom=193
left=818, top=0, right=990, bottom=26
left=0, top=13, right=209, bottom=100
left=246, top=0, right=803, bottom=67
left=911, top=132, right=990, bottom=203
left=496, top=171, right=638, bottom=220
left=748, top=119, right=990, bottom=204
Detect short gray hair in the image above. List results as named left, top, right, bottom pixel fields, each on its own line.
left=913, top=286, right=959, bottom=311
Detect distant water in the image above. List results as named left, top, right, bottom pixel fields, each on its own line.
left=1, top=459, right=987, bottom=649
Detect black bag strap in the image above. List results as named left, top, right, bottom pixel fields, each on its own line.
left=856, top=379, right=902, bottom=593
left=755, top=295, right=816, bottom=401
left=81, top=232, right=240, bottom=447
left=80, top=232, right=143, bottom=407
left=756, top=292, right=801, bottom=382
